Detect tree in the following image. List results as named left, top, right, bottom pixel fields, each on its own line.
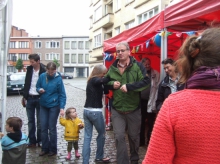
left=53, top=58, right=60, bottom=69
left=15, top=58, right=23, bottom=72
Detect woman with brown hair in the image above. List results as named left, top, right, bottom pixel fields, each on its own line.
left=143, top=28, right=220, bottom=163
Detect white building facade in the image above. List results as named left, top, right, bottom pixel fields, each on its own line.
left=62, top=36, right=90, bottom=78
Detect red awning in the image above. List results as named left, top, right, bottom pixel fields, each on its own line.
left=103, top=11, right=164, bottom=52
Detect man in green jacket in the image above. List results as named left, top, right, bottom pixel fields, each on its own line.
left=106, top=42, right=150, bottom=164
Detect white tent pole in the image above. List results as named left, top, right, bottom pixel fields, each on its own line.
left=160, top=28, right=168, bottom=82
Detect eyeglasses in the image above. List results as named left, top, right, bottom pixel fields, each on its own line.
left=116, top=49, right=128, bottom=53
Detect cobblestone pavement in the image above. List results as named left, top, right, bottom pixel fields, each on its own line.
left=5, top=82, right=147, bottom=164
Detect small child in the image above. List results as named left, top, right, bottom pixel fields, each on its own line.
left=1, top=117, right=28, bottom=164
left=60, top=107, right=84, bottom=160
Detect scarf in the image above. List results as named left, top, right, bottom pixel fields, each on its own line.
left=7, top=130, right=22, bottom=143
left=186, top=66, right=220, bottom=89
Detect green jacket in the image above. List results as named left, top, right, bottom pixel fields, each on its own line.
left=106, top=56, right=150, bottom=112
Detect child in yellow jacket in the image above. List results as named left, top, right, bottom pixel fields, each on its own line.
left=60, top=107, right=84, bottom=160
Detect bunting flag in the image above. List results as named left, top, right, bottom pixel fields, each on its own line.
left=113, top=52, right=117, bottom=58
left=176, top=32, right=183, bottom=37
left=136, top=46, right=139, bottom=53
left=140, top=44, right=144, bottom=51
left=186, top=31, right=195, bottom=36
left=104, top=52, right=110, bottom=60
left=166, top=31, right=173, bottom=36
left=146, top=40, right=150, bottom=48
left=131, top=47, right=136, bottom=53
left=159, top=31, right=165, bottom=37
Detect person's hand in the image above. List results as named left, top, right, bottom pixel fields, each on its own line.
left=60, top=109, right=65, bottom=116
left=113, top=81, right=121, bottom=89
left=39, top=88, right=45, bottom=93
left=120, top=84, right=127, bottom=93
left=78, top=123, right=83, bottom=128
left=0, top=132, right=4, bottom=138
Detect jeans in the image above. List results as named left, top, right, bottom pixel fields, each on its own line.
left=82, top=110, right=106, bottom=164
left=111, top=108, right=141, bottom=164
left=26, top=97, right=41, bottom=144
left=40, top=105, right=60, bottom=153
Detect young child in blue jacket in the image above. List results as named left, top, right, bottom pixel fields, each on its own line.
left=1, top=117, right=28, bottom=164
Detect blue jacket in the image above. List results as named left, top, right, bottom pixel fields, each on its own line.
left=1, top=133, right=28, bottom=150
left=36, top=72, right=66, bottom=109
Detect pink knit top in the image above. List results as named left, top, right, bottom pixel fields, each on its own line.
left=143, top=89, right=220, bottom=164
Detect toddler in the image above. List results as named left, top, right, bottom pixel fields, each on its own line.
left=1, top=117, right=28, bottom=164
left=60, top=107, right=84, bottom=160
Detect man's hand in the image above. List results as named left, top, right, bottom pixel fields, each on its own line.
left=113, top=81, right=121, bottom=89
left=120, top=84, right=127, bottom=93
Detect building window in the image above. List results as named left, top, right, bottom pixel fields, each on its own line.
left=46, top=41, right=60, bottom=48
left=19, top=41, right=29, bottom=48
left=64, top=54, right=69, bottom=63
left=18, top=53, right=29, bottom=60
left=115, top=27, right=120, bottom=35
left=45, top=53, right=60, bottom=60
left=9, top=42, right=16, bottom=48
left=85, top=41, right=89, bottom=49
left=85, top=54, right=89, bottom=63
left=115, top=0, right=121, bottom=11
left=8, top=53, right=16, bottom=61
left=35, top=41, right=42, bottom=48
left=94, top=34, right=101, bottom=48
left=125, top=20, right=134, bottom=30
left=137, top=6, right=159, bottom=24
left=64, top=41, right=70, bottom=49
left=71, top=41, right=77, bottom=49
left=94, top=6, right=102, bottom=22
left=78, top=54, right=83, bottom=63
left=71, top=54, right=76, bottom=63
left=78, top=41, right=84, bottom=49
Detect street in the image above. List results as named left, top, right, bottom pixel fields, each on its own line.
left=4, top=78, right=147, bottom=164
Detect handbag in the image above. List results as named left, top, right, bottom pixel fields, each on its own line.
left=21, top=97, right=26, bottom=107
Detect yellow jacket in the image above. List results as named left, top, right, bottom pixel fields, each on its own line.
left=60, top=117, right=84, bottom=141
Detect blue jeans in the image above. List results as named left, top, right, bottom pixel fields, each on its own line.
left=26, top=97, right=41, bottom=144
left=82, top=110, right=106, bottom=164
left=40, top=105, right=60, bottom=153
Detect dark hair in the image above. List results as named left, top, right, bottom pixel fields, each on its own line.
left=176, top=27, right=220, bottom=83
left=46, top=62, right=56, bottom=70
left=28, top=54, right=40, bottom=62
left=162, top=58, right=174, bottom=65
left=141, top=57, right=151, bottom=64
left=65, top=107, right=76, bottom=120
left=6, top=117, right=23, bottom=131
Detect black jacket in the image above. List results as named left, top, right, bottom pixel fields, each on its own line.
left=156, top=75, right=185, bottom=111
left=23, top=63, right=46, bottom=99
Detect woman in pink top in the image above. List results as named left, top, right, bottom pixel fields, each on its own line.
left=143, top=28, right=220, bottom=164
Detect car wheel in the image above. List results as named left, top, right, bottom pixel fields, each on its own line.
left=66, top=77, right=69, bottom=79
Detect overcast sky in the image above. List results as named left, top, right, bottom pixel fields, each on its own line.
left=12, top=0, right=90, bottom=37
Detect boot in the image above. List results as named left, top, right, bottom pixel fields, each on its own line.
left=75, top=150, right=80, bottom=158
left=65, top=152, right=71, bottom=160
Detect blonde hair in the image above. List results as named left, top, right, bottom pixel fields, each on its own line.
left=87, top=65, right=107, bottom=83
left=65, top=107, right=76, bottom=120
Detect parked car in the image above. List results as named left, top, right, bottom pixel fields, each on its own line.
left=60, top=72, right=73, bottom=79
left=7, top=72, right=26, bottom=95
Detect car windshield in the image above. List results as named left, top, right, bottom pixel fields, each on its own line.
left=9, top=74, right=25, bottom=81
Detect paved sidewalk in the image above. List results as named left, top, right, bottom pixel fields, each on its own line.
left=5, top=83, right=147, bottom=164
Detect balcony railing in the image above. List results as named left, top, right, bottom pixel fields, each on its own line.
left=93, top=13, right=114, bottom=31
